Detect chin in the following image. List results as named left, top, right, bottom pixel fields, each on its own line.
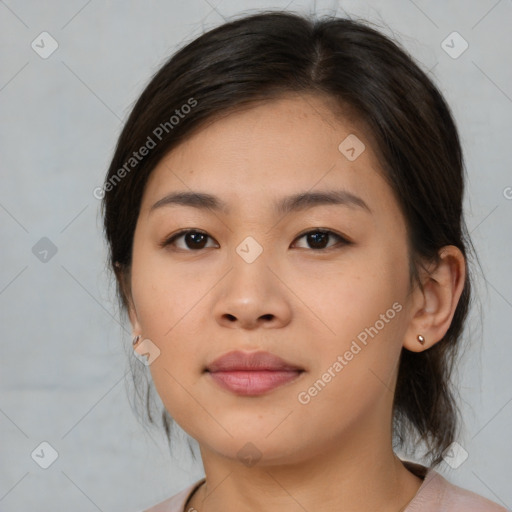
left=193, top=428, right=318, bottom=468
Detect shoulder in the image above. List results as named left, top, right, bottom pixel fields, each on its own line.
left=406, top=464, right=508, bottom=512
left=141, top=478, right=205, bottom=512
left=437, top=474, right=509, bottom=512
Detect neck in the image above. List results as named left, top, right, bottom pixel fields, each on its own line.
left=187, top=415, right=423, bottom=512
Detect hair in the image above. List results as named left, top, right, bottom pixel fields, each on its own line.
left=101, top=10, right=479, bottom=467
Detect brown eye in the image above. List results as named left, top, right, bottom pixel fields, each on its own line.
left=161, top=228, right=349, bottom=252
left=292, top=230, right=349, bottom=250
left=161, top=230, right=217, bottom=251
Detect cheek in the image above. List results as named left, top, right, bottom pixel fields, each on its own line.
left=291, top=268, right=407, bottom=432
left=131, top=264, right=210, bottom=428
left=304, top=253, right=406, bottom=346
left=129, top=251, right=212, bottom=405
left=300, top=246, right=409, bottom=402
left=131, top=239, right=208, bottom=334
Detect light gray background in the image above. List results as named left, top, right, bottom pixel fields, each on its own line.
left=0, top=0, right=511, bottom=511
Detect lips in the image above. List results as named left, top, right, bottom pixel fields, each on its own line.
left=206, top=350, right=303, bottom=372
left=205, top=350, right=304, bottom=396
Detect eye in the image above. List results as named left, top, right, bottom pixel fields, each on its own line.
left=160, top=228, right=350, bottom=252
left=292, top=229, right=350, bottom=250
left=160, top=229, right=218, bottom=251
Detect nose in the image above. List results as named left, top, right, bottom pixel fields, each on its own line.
left=212, top=253, right=292, bottom=330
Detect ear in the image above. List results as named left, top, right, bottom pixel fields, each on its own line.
left=115, top=262, right=142, bottom=337
left=403, top=245, right=466, bottom=352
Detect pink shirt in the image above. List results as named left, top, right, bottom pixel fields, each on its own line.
left=143, top=461, right=509, bottom=511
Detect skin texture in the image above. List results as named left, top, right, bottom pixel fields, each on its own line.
left=126, top=93, right=466, bottom=511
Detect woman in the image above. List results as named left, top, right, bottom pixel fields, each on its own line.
left=101, top=10, right=507, bottom=512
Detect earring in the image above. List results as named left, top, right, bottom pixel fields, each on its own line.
left=132, top=334, right=142, bottom=346
left=417, top=334, right=425, bottom=345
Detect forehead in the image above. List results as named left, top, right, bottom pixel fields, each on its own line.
left=139, top=93, right=398, bottom=222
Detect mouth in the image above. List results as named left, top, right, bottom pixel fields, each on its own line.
left=205, top=350, right=305, bottom=396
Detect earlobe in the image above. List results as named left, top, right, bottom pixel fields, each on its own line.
left=403, top=245, right=466, bottom=353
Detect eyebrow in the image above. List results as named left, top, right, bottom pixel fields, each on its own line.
left=149, top=189, right=372, bottom=216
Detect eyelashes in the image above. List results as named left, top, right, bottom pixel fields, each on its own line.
left=160, top=229, right=215, bottom=251
left=159, top=228, right=351, bottom=252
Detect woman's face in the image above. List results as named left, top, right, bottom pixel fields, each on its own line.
left=128, top=94, right=415, bottom=465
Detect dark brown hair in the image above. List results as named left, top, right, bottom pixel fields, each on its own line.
left=101, top=10, right=478, bottom=466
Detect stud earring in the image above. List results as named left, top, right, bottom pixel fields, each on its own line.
left=132, top=334, right=142, bottom=346
left=417, top=334, right=425, bottom=345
